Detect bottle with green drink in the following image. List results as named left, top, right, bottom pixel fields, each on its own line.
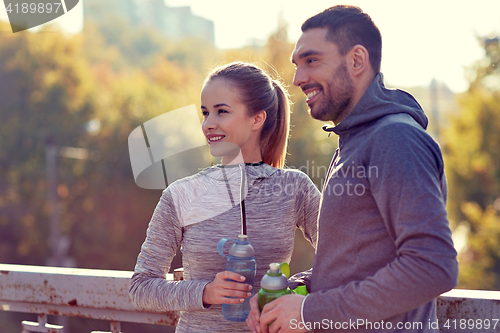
left=258, top=263, right=291, bottom=312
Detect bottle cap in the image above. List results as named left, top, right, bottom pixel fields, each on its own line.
left=269, top=263, right=280, bottom=273
left=260, top=263, right=288, bottom=290
left=228, top=234, right=255, bottom=258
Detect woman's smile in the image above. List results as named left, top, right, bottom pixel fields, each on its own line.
left=206, top=134, right=226, bottom=144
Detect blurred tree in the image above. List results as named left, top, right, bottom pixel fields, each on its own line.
left=0, top=22, right=94, bottom=265
left=83, top=15, right=166, bottom=68
left=0, top=12, right=340, bottom=333
left=69, top=60, right=203, bottom=270
left=443, top=35, right=500, bottom=289
left=0, top=18, right=207, bottom=271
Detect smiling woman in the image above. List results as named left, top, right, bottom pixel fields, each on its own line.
left=201, top=62, right=291, bottom=168
left=129, top=61, right=321, bottom=332
left=201, top=78, right=261, bottom=165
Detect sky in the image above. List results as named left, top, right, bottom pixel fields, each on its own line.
left=1, top=0, right=499, bottom=93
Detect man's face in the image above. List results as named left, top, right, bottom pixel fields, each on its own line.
left=291, top=28, right=355, bottom=123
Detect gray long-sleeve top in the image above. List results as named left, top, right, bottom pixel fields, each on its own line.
left=300, top=74, right=458, bottom=332
left=130, top=163, right=320, bottom=332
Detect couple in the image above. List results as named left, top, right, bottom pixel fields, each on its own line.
left=129, top=5, right=458, bottom=333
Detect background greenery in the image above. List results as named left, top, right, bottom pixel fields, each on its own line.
left=0, top=10, right=499, bottom=333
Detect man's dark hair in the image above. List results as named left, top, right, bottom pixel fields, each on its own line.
left=302, top=5, right=382, bottom=73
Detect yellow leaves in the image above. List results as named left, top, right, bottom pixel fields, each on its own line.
left=470, top=154, right=490, bottom=175
left=443, top=39, right=500, bottom=290
left=82, top=197, right=94, bottom=213
left=444, top=90, right=500, bottom=180
left=458, top=202, right=500, bottom=289
left=462, top=204, right=500, bottom=248
left=22, top=214, right=35, bottom=228
left=148, top=57, right=196, bottom=91
left=17, top=214, right=39, bottom=258
left=461, top=202, right=482, bottom=225
left=57, top=184, right=69, bottom=199
left=0, top=216, right=9, bottom=227
left=16, top=241, right=31, bottom=257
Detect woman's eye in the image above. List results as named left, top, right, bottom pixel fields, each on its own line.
left=218, top=109, right=228, bottom=114
left=201, top=110, right=209, bottom=116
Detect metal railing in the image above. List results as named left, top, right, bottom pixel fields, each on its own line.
left=0, top=264, right=182, bottom=332
left=1, top=263, right=500, bottom=333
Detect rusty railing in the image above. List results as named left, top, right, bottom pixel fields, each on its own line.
left=0, top=264, right=183, bottom=332
left=1, top=263, right=500, bottom=332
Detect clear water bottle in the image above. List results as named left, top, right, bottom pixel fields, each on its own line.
left=217, top=234, right=256, bottom=322
left=258, top=263, right=291, bottom=312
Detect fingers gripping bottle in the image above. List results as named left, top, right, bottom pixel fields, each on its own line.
left=217, top=234, right=256, bottom=321
left=258, top=263, right=292, bottom=312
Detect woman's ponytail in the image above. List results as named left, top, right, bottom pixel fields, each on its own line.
left=260, top=80, right=290, bottom=168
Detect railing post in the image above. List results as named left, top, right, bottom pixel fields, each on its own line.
left=110, top=321, right=121, bottom=333
left=21, top=314, right=64, bottom=333
left=38, top=314, right=47, bottom=327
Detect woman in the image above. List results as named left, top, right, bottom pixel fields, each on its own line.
left=129, top=62, right=320, bottom=332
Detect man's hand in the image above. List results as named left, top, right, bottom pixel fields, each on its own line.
left=202, top=271, right=252, bottom=305
left=246, top=294, right=261, bottom=332
left=259, top=294, right=307, bottom=333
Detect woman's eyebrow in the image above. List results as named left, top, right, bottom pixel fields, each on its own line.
left=214, top=103, right=231, bottom=108
left=201, top=103, right=231, bottom=109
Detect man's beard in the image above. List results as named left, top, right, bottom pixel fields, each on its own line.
left=309, top=62, right=355, bottom=123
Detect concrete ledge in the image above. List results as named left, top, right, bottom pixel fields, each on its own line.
left=437, top=289, right=500, bottom=332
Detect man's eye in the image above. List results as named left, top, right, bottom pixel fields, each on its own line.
left=307, top=58, right=317, bottom=64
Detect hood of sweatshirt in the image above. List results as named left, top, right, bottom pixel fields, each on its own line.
left=324, top=73, right=428, bottom=136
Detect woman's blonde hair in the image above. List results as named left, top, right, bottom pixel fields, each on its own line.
left=204, top=62, right=290, bottom=168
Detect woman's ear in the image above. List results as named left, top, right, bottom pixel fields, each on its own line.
left=252, top=111, right=267, bottom=131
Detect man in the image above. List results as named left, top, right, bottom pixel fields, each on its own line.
left=247, top=5, right=458, bottom=333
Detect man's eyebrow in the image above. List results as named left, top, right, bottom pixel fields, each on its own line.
left=291, top=49, right=323, bottom=64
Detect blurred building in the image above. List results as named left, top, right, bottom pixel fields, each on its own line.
left=83, top=0, right=214, bottom=44
left=385, top=80, right=460, bottom=143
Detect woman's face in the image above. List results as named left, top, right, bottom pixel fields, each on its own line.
left=201, top=78, right=262, bottom=164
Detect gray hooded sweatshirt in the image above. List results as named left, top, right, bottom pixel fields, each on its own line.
left=299, top=73, right=458, bottom=332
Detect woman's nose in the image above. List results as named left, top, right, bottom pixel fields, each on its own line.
left=202, top=114, right=217, bottom=131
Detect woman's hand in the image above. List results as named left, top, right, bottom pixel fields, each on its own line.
left=203, top=271, right=253, bottom=305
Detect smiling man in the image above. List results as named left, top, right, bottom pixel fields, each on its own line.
left=247, top=5, right=458, bottom=333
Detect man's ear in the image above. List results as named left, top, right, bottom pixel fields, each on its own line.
left=349, top=45, right=370, bottom=77
left=252, top=111, right=267, bottom=131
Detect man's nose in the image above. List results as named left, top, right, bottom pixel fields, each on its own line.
left=293, top=66, right=308, bottom=87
